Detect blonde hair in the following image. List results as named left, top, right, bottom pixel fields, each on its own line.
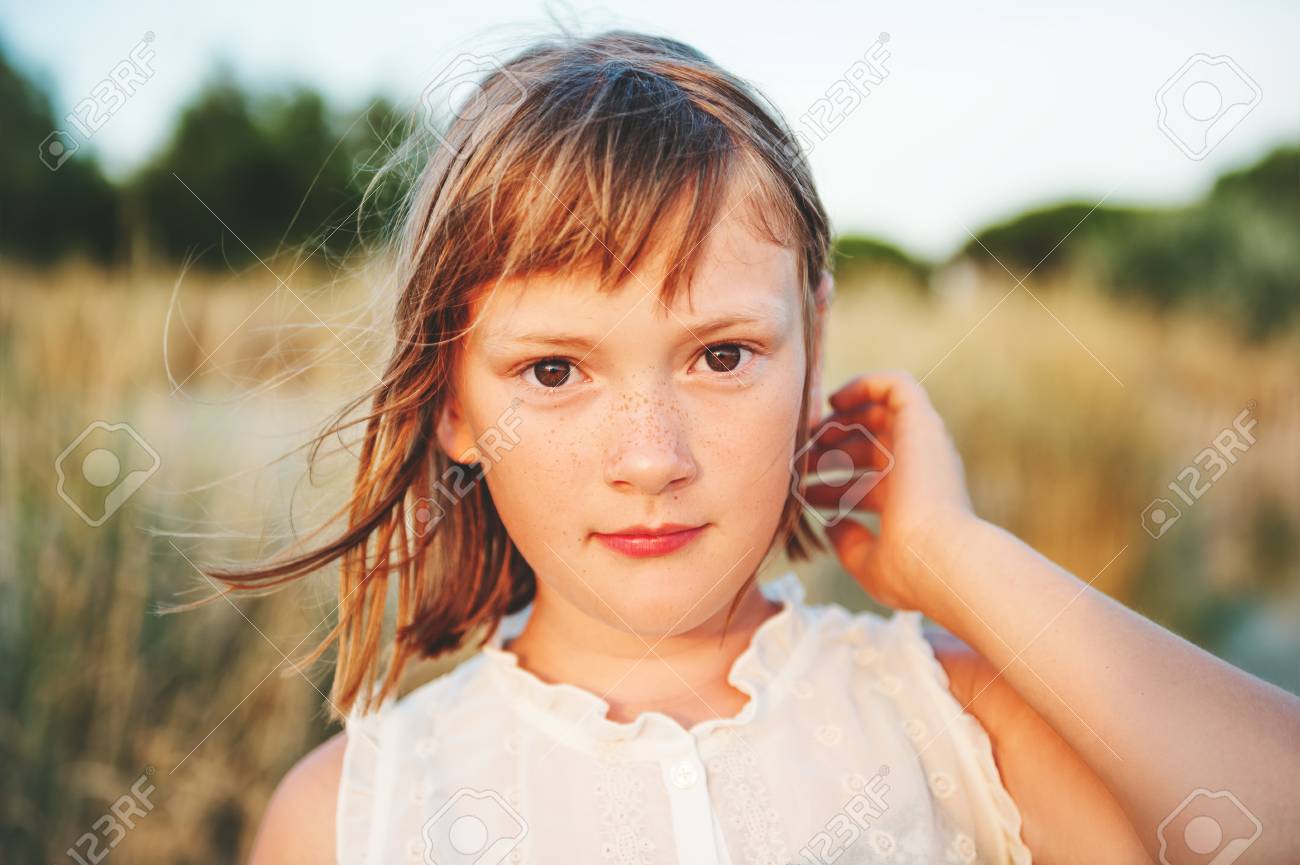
left=208, top=29, right=833, bottom=717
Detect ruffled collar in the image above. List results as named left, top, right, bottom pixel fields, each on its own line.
left=480, top=570, right=813, bottom=757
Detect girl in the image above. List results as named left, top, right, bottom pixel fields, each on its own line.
left=233, top=29, right=1300, bottom=865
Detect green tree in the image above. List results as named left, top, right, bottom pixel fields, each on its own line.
left=831, top=234, right=930, bottom=290
left=959, top=146, right=1300, bottom=339
left=125, top=64, right=413, bottom=269
left=0, top=46, right=120, bottom=265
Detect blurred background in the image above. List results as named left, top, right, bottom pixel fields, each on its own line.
left=2, top=1, right=1297, bottom=862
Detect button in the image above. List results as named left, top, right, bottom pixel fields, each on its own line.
left=903, top=718, right=927, bottom=743
left=930, top=771, right=956, bottom=799
left=869, top=828, right=896, bottom=855
left=815, top=723, right=843, bottom=746
left=670, top=759, right=699, bottom=789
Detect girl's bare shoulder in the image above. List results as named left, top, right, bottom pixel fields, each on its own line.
left=246, top=731, right=347, bottom=864
left=923, top=631, right=1153, bottom=864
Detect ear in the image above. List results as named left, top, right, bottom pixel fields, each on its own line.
left=435, top=392, right=481, bottom=465
left=806, top=269, right=835, bottom=434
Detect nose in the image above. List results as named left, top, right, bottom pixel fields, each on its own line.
left=603, top=385, right=697, bottom=496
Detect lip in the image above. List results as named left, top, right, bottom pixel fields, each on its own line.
left=592, top=524, right=707, bottom=558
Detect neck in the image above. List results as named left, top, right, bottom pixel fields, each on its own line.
left=502, top=578, right=784, bottom=728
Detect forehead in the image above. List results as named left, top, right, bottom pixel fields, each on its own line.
left=472, top=213, right=801, bottom=345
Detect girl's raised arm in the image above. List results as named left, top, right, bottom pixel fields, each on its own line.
left=804, top=370, right=1300, bottom=863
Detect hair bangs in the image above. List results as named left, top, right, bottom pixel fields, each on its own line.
left=462, top=52, right=813, bottom=314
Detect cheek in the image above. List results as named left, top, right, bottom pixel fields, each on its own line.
left=693, top=358, right=806, bottom=505
left=475, top=408, right=593, bottom=548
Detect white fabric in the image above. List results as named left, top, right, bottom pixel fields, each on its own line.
left=337, top=570, right=1033, bottom=865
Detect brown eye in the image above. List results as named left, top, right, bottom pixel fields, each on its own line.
left=702, top=343, right=745, bottom=373
left=528, top=358, right=572, bottom=388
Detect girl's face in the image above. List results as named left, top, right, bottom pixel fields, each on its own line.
left=437, top=211, right=821, bottom=638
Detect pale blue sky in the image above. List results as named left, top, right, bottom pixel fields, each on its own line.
left=4, top=0, right=1297, bottom=257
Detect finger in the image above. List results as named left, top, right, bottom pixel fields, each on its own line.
left=804, top=433, right=894, bottom=474
left=809, top=405, right=894, bottom=448
left=829, top=372, right=950, bottom=452
left=822, top=516, right=884, bottom=587
left=801, top=476, right=887, bottom=514
left=828, top=369, right=924, bottom=414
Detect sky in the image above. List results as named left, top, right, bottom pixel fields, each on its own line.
left=4, top=0, right=1297, bottom=259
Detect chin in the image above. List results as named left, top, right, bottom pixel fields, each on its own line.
left=594, top=562, right=751, bottom=639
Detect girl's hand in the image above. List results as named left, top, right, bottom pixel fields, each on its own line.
left=801, top=370, right=979, bottom=615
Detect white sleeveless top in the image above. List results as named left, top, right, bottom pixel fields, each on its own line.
left=337, top=571, right=1033, bottom=865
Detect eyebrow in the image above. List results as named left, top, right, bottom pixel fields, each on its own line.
left=484, top=310, right=784, bottom=354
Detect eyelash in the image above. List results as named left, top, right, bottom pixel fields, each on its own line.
left=512, top=342, right=765, bottom=395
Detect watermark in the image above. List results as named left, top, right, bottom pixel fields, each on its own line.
left=1157, top=787, right=1261, bottom=865
left=792, top=420, right=895, bottom=528
left=792, top=765, right=891, bottom=865
left=419, top=53, right=529, bottom=159
left=1156, top=54, right=1261, bottom=161
left=781, top=32, right=891, bottom=163
left=1142, top=404, right=1256, bottom=539
left=39, top=32, right=157, bottom=171
left=60, top=768, right=157, bottom=865
left=407, top=399, right=524, bottom=537
left=55, top=420, right=162, bottom=527
left=422, top=787, right=527, bottom=865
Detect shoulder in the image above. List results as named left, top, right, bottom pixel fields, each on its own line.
left=808, top=604, right=1009, bottom=721
left=923, top=628, right=1008, bottom=717
left=916, top=624, right=1058, bottom=784
left=247, top=732, right=346, bottom=865
left=919, top=629, right=1154, bottom=864
left=823, top=604, right=1012, bottom=719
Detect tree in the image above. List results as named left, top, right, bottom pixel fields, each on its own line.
left=0, top=47, right=120, bottom=265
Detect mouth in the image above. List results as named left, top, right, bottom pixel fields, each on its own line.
left=591, top=523, right=708, bottom=558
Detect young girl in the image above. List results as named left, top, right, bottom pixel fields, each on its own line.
left=235, top=29, right=1300, bottom=865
